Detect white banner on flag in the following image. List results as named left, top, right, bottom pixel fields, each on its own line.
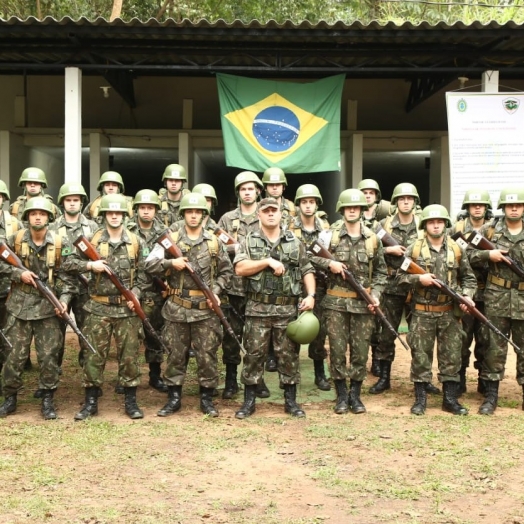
left=446, top=92, right=524, bottom=218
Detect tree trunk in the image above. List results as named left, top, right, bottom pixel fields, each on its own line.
left=110, top=0, right=123, bottom=21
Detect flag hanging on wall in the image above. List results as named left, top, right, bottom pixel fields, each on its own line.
left=217, top=73, right=345, bottom=173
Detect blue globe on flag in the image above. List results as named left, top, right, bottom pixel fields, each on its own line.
left=253, top=106, right=300, bottom=153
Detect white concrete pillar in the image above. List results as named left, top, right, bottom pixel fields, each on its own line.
left=178, top=132, right=193, bottom=187
left=0, top=131, right=10, bottom=194
left=89, top=133, right=110, bottom=200
left=346, top=134, right=363, bottom=189
left=482, top=71, right=499, bottom=93
left=64, top=67, right=82, bottom=184
left=429, top=136, right=450, bottom=209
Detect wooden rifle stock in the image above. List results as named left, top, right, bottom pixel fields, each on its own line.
left=309, top=240, right=410, bottom=351
left=156, top=230, right=245, bottom=353
left=375, top=225, right=402, bottom=249
left=73, top=235, right=169, bottom=354
left=399, top=256, right=523, bottom=355
left=213, top=227, right=238, bottom=246
left=0, top=242, right=96, bottom=354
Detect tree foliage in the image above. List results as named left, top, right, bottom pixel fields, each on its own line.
left=1, top=0, right=524, bottom=24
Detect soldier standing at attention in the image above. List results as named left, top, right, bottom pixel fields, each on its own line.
left=311, top=189, right=386, bottom=415
left=145, top=193, right=232, bottom=417
left=398, top=204, right=476, bottom=416
left=288, top=184, right=331, bottom=391
left=0, top=197, right=75, bottom=419
left=71, top=193, right=149, bottom=420
left=469, top=188, right=524, bottom=415
left=158, top=164, right=190, bottom=227
left=84, top=171, right=133, bottom=222
left=234, top=197, right=316, bottom=419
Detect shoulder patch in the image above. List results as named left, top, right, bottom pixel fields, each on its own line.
left=61, top=246, right=73, bottom=256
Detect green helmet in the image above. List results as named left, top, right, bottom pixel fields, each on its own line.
left=57, top=183, right=88, bottom=205
left=357, top=179, right=381, bottom=202
left=21, top=196, right=55, bottom=222
left=462, top=189, right=492, bottom=209
left=98, top=193, right=129, bottom=215
left=286, top=311, right=320, bottom=344
left=498, top=187, right=524, bottom=207
left=391, top=183, right=420, bottom=206
left=179, top=192, right=209, bottom=214
left=192, top=183, right=218, bottom=206
left=262, top=167, right=287, bottom=186
left=336, top=189, right=368, bottom=214
left=294, top=184, right=323, bottom=206
left=162, top=164, right=187, bottom=182
left=0, top=180, right=10, bottom=200
left=97, top=171, right=124, bottom=193
left=18, top=167, right=47, bottom=188
left=234, top=171, right=263, bottom=192
left=419, top=204, right=451, bottom=229
left=133, top=189, right=160, bottom=209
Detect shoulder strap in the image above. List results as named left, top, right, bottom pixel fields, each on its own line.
left=14, top=228, right=27, bottom=261
left=3, top=210, right=18, bottom=237
left=88, top=196, right=102, bottom=218
left=382, top=215, right=394, bottom=234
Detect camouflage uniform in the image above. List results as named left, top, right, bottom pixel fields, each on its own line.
left=158, top=190, right=190, bottom=228
left=84, top=194, right=134, bottom=223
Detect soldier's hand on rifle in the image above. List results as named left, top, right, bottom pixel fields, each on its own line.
left=459, top=296, right=475, bottom=313
left=327, top=260, right=347, bottom=279
left=171, top=257, right=189, bottom=271
left=367, top=297, right=380, bottom=314
left=89, top=260, right=110, bottom=274
left=385, top=245, right=406, bottom=257
left=268, top=257, right=285, bottom=276
left=207, top=293, right=221, bottom=309
left=126, top=296, right=138, bottom=311
left=54, top=302, right=68, bottom=317
left=419, top=273, right=439, bottom=287
left=489, top=249, right=509, bottom=263
left=20, top=270, right=39, bottom=288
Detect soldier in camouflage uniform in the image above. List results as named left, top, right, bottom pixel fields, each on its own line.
left=158, top=164, right=190, bottom=227
left=127, top=189, right=169, bottom=393
left=84, top=171, right=134, bottom=222
left=69, top=193, right=149, bottom=420
left=0, top=197, right=75, bottom=420
left=449, top=189, right=493, bottom=395
left=0, top=181, right=22, bottom=394
left=398, top=204, right=476, bottom=416
left=145, top=192, right=232, bottom=417
left=469, top=188, right=524, bottom=415
left=10, top=167, right=61, bottom=222
left=234, top=197, right=316, bottom=419
left=217, top=172, right=272, bottom=400
left=311, top=189, right=387, bottom=415
left=288, top=184, right=331, bottom=391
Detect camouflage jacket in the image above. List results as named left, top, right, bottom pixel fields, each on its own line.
left=311, top=224, right=387, bottom=314
left=144, top=226, right=233, bottom=323
left=0, top=228, right=76, bottom=320
left=0, top=210, right=22, bottom=298
left=158, top=190, right=189, bottom=228
left=234, top=229, right=314, bottom=317
left=468, top=219, right=524, bottom=318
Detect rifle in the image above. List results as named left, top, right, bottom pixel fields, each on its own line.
left=452, top=231, right=524, bottom=281
left=399, top=255, right=522, bottom=355
left=156, top=230, right=245, bottom=354
left=213, top=226, right=239, bottom=256
left=73, top=235, right=169, bottom=354
left=309, top=239, right=410, bottom=351
left=0, top=328, right=12, bottom=351
left=0, top=242, right=96, bottom=354
left=78, top=273, right=90, bottom=290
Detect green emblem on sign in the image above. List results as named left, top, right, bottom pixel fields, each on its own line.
left=503, top=97, right=520, bottom=115
left=457, top=99, right=467, bottom=112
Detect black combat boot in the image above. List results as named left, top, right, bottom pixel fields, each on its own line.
left=442, top=381, right=468, bottom=415
left=283, top=384, right=306, bottom=418
left=370, top=346, right=380, bottom=377
left=425, top=382, right=441, bottom=395
left=33, top=389, right=44, bottom=399
left=0, top=393, right=17, bottom=418
left=333, top=379, right=349, bottom=415
left=157, top=385, right=182, bottom=417
left=348, top=380, right=366, bottom=414
left=265, top=345, right=278, bottom=372
left=41, top=390, right=57, bottom=420
left=124, top=387, right=144, bottom=419
left=148, top=362, right=168, bottom=393
left=74, top=387, right=99, bottom=421
left=411, top=382, right=427, bottom=415
left=235, top=384, right=257, bottom=419
left=200, top=386, right=219, bottom=417
left=369, top=360, right=392, bottom=394
left=255, top=378, right=270, bottom=398
left=477, top=377, right=487, bottom=395
left=458, top=366, right=467, bottom=396
left=222, top=364, right=239, bottom=399
left=313, top=360, right=331, bottom=391
left=478, top=380, right=499, bottom=415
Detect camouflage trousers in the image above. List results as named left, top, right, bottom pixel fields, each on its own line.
left=460, top=301, right=489, bottom=370
left=1, top=314, right=63, bottom=397
left=241, top=313, right=300, bottom=386
left=141, top=296, right=165, bottom=364
left=221, top=294, right=245, bottom=366
left=58, top=292, right=89, bottom=365
left=325, top=309, right=375, bottom=382
left=376, top=293, right=410, bottom=362
left=82, top=313, right=144, bottom=388
left=162, top=316, right=222, bottom=388
left=407, top=310, right=464, bottom=383
left=480, top=315, right=524, bottom=384
left=0, top=296, right=7, bottom=367
left=307, top=289, right=328, bottom=361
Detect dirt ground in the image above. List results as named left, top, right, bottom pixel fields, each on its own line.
left=2, top=333, right=524, bottom=524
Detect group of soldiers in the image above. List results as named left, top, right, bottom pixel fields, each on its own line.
left=0, top=164, right=522, bottom=420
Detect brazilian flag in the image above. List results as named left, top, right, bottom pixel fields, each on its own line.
left=217, top=74, right=344, bottom=173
